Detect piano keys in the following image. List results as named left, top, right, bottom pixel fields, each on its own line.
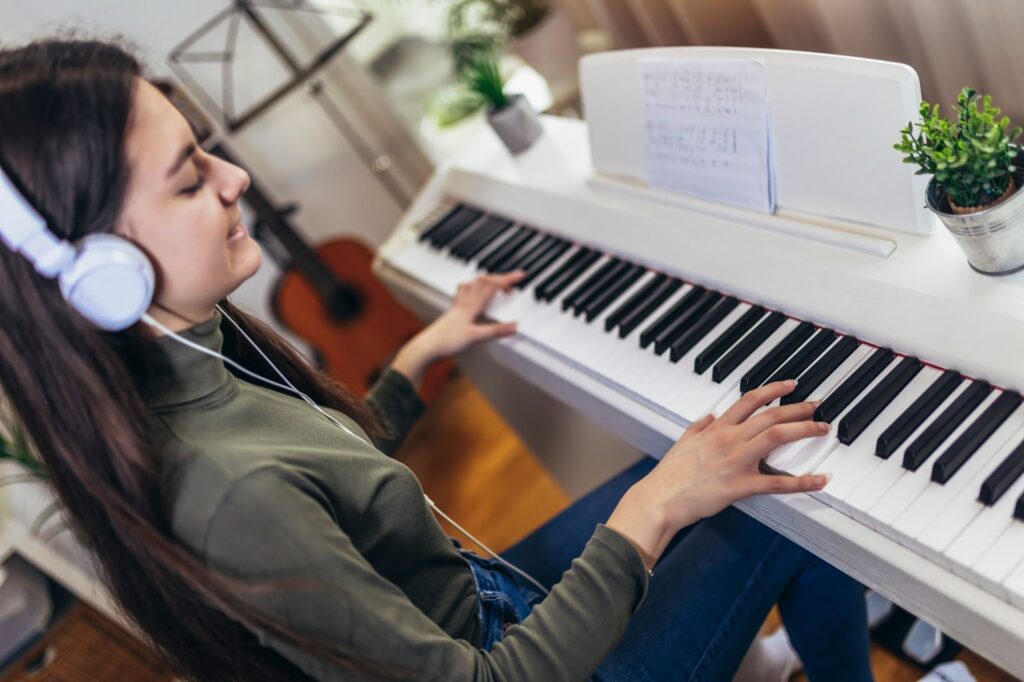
left=388, top=199, right=1024, bottom=621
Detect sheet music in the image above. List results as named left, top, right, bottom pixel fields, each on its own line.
left=640, top=58, right=776, bottom=213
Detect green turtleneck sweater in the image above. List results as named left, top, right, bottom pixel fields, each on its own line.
left=128, top=310, right=648, bottom=681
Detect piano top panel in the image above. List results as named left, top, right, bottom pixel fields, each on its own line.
left=385, top=116, right=1024, bottom=392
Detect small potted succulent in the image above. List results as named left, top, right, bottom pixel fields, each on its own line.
left=895, top=87, right=1024, bottom=275
left=462, top=52, right=543, bottom=154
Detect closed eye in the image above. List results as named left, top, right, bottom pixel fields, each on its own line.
left=180, top=177, right=205, bottom=195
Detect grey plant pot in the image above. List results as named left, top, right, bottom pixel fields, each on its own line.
left=926, top=173, right=1024, bottom=276
left=486, top=94, right=543, bottom=155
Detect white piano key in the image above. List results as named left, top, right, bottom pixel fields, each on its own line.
left=607, top=285, right=695, bottom=394
left=764, top=344, right=874, bottom=473
left=774, top=352, right=898, bottom=478
left=973, top=520, right=1024, bottom=600
left=1005, top=551, right=1024, bottom=609
left=654, top=302, right=753, bottom=409
left=694, top=318, right=801, bottom=421
left=884, top=389, right=1002, bottom=543
left=912, top=406, right=1024, bottom=566
left=574, top=271, right=658, bottom=369
left=848, top=378, right=973, bottom=530
left=490, top=244, right=583, bottom=321
left=813, top=366, right=939, bottom=505
left=944, top=424, right=1024, bottom=584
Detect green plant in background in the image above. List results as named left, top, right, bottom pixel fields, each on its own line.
left=461, top=52, right=509, bottom=110
left=895, top=87, right=1023, bottom=209
left=446, top=0, right=549, bottom=74
left=0, top=421, right=45, bottom=481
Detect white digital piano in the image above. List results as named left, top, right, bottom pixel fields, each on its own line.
left=375, top=48, right=1024, bottom=676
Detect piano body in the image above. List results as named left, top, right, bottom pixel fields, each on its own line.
left=375, top=48, right=1024, bottom=675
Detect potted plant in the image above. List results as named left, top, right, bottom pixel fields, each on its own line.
left=462, top=52, right=543, bottom=154
left=895, top=87, right=1024, bottom=275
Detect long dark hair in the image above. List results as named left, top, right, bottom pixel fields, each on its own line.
left=0, top=38, right=390, bottom=681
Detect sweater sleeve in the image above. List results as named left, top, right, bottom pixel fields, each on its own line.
left=363, top=369, right=425, bottom=454
left=201, top=465, right=649, bottom=682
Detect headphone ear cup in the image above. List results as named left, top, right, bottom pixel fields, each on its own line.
left=58, top=233, right=155, bottom=331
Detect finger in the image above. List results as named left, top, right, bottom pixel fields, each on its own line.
left=470, top=321, right=518, bottom=342
left=681, top=413, right=715, bottom=440
left=734, top=400, right=818, bottom=441
left=717, top=380, right=799, bottom=425
left=743, top=472, right=831, bottom=497
left=494, top=270, right=526, bottom=291
left=742, top=419, right=830, bottom=461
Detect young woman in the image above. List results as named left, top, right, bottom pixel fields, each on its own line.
left=0, top=39, right=873, bottom=681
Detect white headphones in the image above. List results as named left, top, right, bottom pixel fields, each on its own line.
left=0, top=162, right=155, bottom=331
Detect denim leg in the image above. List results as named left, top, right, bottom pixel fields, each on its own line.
left=502, top=457, right=871, bottom=682
left=502, top=456, right=659, bottom=590
left=594, top=507, right=873, bottom=682
left=777, top=555, right=873, bottom=682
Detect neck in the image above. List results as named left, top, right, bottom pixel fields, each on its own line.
left=141, top=304, right=217, bottom=337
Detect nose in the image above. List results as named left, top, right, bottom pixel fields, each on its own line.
left=213, top=154, right=250, bottom=205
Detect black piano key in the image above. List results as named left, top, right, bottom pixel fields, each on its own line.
left=497, top=229, right=543, bottom=272
left=585, top=265, right=645, bottom=322
left=565, top=258, right=618, bottom=311
left=652, top=290, right=721, bottom=356
left=433, top=209, right=485, bottom=249
left=480, top=226, right=534, bottom=271
left=569, top=259, right=622, bottom=315
left=765, top=328, right=838, bottom=387
left=419, top=203, right=466, bottom=242
left=1015, top=493, right=1024, bottom=522
left=536, top=249, right=600, bottom=302
left=517, top=240, right=571, bottom=288
left=606, top=273, right=665, bottom=331
left=780, top=335, right=860, bottom=405
left=669, top=296, right=740, bottom=362
left=694, top=305, right=767, bottom=375
left=503, top=234, right=551, bottom=273
left=712, top=311, right=787, bottom=384
left=813, top=347, right=895, bottom=424
left=618, top=278, right=683, bottom=339
left=932, top=391, right=1023, bottom=484
left=903, top=381, right=992, bottom=472
left=639, top=285, right=705, bottom=349
left=740, top=321, right=816, bottom=393
left=533, top=247, right=590, bottom=299
left=837, top=356, right=923, bottom=445
left=979, top=437, right=1024, bottom=506
left=875, top=369, right=962, bottom=459
left=454, top=218, right=514, bottom=261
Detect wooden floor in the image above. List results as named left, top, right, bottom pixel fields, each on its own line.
left=395, top=372, right=1020, bottom=682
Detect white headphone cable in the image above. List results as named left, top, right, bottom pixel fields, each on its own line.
left=141, top=308, right=551, bottom=596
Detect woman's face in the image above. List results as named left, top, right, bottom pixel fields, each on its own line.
left=116, top=78, right=261, bottom=331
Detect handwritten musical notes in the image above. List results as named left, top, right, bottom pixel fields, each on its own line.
left=640, top=59, right=776, bottom=213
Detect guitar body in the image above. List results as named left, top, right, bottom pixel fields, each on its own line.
left=271, top=237, right=452, bottom=400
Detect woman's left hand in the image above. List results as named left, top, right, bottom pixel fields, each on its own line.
left=391, top=271, right=524, bottom=387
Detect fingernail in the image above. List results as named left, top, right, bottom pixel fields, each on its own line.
left=816, top=473, right=832, bottom=487
left=787, top=379, right=798, bottom=387
left=819, top=421, right=830, bottom=433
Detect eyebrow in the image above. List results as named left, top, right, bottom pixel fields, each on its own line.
left=165, top=142, right=196, bottom=179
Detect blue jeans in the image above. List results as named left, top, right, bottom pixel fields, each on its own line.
left=463, top=456, right=873, bottom=681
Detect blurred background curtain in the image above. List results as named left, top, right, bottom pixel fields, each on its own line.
left=560, top=0, right=1024, bottom=122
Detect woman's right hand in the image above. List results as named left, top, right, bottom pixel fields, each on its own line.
left=606, top=380, right=832, bottom=570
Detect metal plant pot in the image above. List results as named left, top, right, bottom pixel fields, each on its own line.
left=926, top=173, right=1024, bottom=276
left=486, top=94, right=543, bottom=155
